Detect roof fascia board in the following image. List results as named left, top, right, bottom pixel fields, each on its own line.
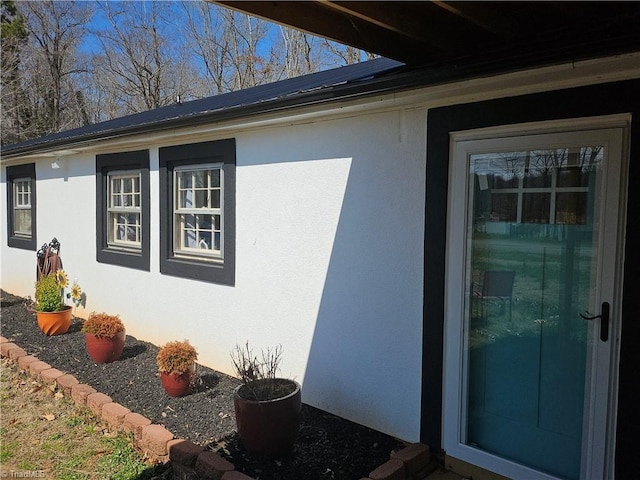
left=2, top=52, right=639, bottom=162
left=163, top=52, right=640, bottom=145
left=0, top=72, right=424, bottom=160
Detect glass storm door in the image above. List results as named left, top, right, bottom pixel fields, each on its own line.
left=443, top=125, right=626, bottom=480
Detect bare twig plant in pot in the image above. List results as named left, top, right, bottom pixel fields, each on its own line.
left=157, top=340, right=198, bottom=397
left=231, top=342, right=302, bottom=458
left=81, top=312, right=126, bottom=363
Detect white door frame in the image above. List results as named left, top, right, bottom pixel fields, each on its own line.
left=442, top=115, right=629, bottom=480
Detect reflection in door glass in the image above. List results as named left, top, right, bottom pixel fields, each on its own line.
left=465, top=146, right=602, bottom=480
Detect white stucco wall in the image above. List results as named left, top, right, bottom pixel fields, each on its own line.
left=3, top=53, right=638, bottom=443
left=0, top=106, right=427, bottom=442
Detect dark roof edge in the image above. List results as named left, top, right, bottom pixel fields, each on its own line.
left=0, top=84, right=391, bottom=158
left=0, top=58, right=406, bottom=160
left=3, top=49, right=637, bottom=160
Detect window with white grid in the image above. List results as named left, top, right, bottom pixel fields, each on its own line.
left=173, top=165, right=223, bottom=259
left=12, top=177, right=32, bottom=237
left=159, top=138, right=235, bottom=284
left=6, top=163, right=36, bottom=250
left=107, top=171, right=142, bottom=249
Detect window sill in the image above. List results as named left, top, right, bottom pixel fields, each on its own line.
left=160, top=256, right=234, bottom=285
left=8, top=236, right=36, bottom=251
left=97, top=248, right=149, bottom=271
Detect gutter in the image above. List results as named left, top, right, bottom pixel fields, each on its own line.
left=1, top=70, right=413, bottom=160
left=3, top=43, right=640, bottom=160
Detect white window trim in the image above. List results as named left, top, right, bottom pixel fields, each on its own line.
left=13, top=177, right=31, bottom=206
left=479, top=149, right=596, bottom=225
left=443, top=121, right=627, bottom=480
left=172, top=163, right=224, bottom=261
left=107, top=170, right=142, bottom=250
left=12, top=177, right=32, bottom=237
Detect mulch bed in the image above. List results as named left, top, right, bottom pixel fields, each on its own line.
left=1, top=290, right=406, bottom=480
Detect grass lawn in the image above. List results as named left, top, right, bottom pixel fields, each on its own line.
left=0, top=358, right=168, bottom=480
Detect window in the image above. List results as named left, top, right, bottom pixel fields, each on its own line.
left=6, top=163, right=36, bottom=250
left=476, top=147, right=598, bottom=227
left=174, top=166, right=223, bottom=258
left=159, top=138, right=235, bottom=285
left=108, top=172, right=142, bottom=248
left=96, top=150, right=150, bottom=270
left=13, top=178, right=32, bottom=235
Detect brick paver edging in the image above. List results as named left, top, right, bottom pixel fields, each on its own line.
left=1, top=335, right=432, bottom=480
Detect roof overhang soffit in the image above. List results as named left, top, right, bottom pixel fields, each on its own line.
left=212, top=1, right=640, bottom=68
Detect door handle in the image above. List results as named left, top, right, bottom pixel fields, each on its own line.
left=580, top=302, right=609, bottom=342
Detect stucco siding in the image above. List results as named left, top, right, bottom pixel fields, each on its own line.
left=1, top=106, right=427, bottom=442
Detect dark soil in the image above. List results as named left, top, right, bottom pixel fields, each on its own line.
left=0, top=290, right=406, bottom=480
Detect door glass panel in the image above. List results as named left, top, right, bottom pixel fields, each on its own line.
left=464, top=146, right=603, bottom=480
left=522, top=192, right=550, bottom=223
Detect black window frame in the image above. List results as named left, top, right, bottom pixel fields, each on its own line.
left=96, top=150, right=150, bottom=271
left=159, top=138, right=236, bottom=285
left=6, top=163, right=37, bottom=250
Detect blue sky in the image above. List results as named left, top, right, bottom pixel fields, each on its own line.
left=78, top=1, right=285, bottom=57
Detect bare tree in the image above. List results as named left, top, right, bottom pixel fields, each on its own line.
left=278, top=26, right=319, bottom=78
left=1, top=0, right=93, bottom=143
left=219, top=7, right=272, bottom=90
left=1, top=0, right=28, bottom=144
left=180, top=2, right=290, bottom=93
left=321, top=38, right=377, bottom=66
left=90, top=1, right=200, bottom=117
left=180, top=1, right=373, bottom=95
left=1, top=0, right=375, bottom=145
left=180, top=0, right=229, bottom=95
left=22, top=0, right=93, bottom=133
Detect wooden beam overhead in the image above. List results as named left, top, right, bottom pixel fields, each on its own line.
left=212, top=1, right=640, bottom=68
left=431, top=1, right=523, bottom=39
left=213, top=1, right=443, bottom=64
left=317, top=1, right=492, bottom=54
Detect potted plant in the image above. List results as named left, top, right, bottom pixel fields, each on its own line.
left=34, top=269, right=83, bottom=336
left=231, top=342, right=301, bottom=458
left=81, top=312, right=126, bottom=363
left=157, top=340, right=198, bottom=397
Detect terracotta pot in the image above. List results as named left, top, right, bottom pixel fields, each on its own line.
left=36, top=306, right=73, bottom=336
left=85, top=330, right=126, bottom=363
left=160, top=363, right=196, bottom=397
left=233, top=378, right=302, bottom=458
